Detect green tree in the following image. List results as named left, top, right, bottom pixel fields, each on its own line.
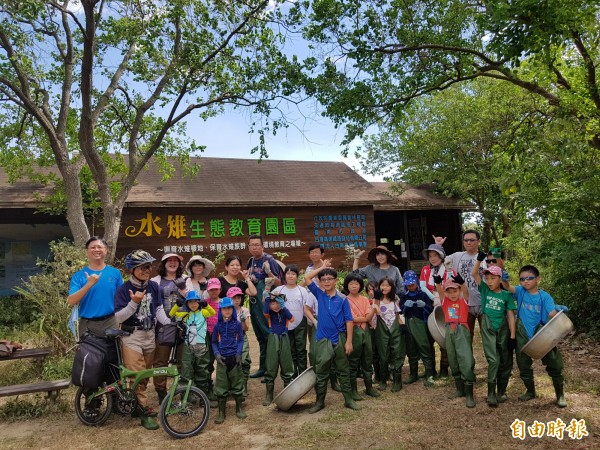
left=294, top=0, right=600, bottom=150
left=0, top=0, right=301, bottom=258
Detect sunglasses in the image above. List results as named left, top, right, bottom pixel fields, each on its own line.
left=486, top=259, right=497, bottom=264
left=137, top=264, right=152, bottom=271
left=519, top=276, right=536, bottom=282
left=463, top=238, right=478, bottom=243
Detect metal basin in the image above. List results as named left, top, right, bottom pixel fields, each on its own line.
left=521, top=310, right=574, bottom=359
left=273, top=367, right=316, bottom=411
left=427, top=305, right=446, bottom=349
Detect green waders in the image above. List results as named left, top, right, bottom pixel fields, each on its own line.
left=309, top=322, right=339, bottom=391
left=214, top=358, right=245, bottom=424
left=348, top=325, right=379, bottom=399
left=241, top=334, right=251, bottom=398
left=263, top=333, right=294, bottom=405
left=181, top=343, right=210, bottom=395
left=370, top=325, right=381, bottom=383
left=288, top=317, right=308, bottom=378
left=480, top=314, right=511, bottom=406
left=311, top=334, right=359, bottom=412
left=375, top=318, right=405, bottom=391
left=516, top=318, right=565, bottom=405
left=445, top=323, right=475, bottom=408
left=406, top=317, right=435, bottom=386
left=249, top=280, right=271, bottom=376
left=202, top=331, right=217, bottom=403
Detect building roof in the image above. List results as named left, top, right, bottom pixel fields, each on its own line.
left=0, top=157, right=471, bottom=210
left=370, top=182, right=474, bottom=211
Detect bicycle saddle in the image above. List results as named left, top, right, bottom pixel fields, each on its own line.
left=105, top=328, right=130, bottom=338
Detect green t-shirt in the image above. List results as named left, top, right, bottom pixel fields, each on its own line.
left=479, top=282, right=516, bottom=330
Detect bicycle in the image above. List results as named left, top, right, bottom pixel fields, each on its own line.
left=74, top=328, right=210, bottom=439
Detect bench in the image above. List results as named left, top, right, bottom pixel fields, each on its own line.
left=0, top=347, right=71, bottom=401
left=0, top=379, right=71, bottom=400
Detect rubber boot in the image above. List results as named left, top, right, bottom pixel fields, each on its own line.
left=156, top=390, right=167, bottom=406
left=330, top=372, right=342, bottom=392
left=424, top=369, right=435, bottom=387
left=207, top=386, right=218, bottom=408
left=140, top=414, right=159, bottom=430
left=364, top=377, right=381, bottom=398
left=518, top=379, right=536, bottom=401
left=214, top=399, right=226, bottom=424
left=448, top=380, right=465, bottom=399
left=391, top=373, right=403, bottom=393
left=553, top=380, right=567, bottom=408
left=263, top=382, right=274, bottom=406
left=438, top=365, right=449, bottom=380
left=497, top=381, right=508, bottom=403
left=373, top=363, right=381, bottom=384
left=249, top=369, right=266, bottom=379
left=465, top=383, right=476, bottom=408
left=487, top=382, right=498, bottom=407
left=342, top=391, right=361, bottom=411
left=350, top=378, right=363, bottom=401
left=405, top=362, right=419, bottom=384
left=235, top=396, right=247, bottom=419
left=308, top=392, right=326, bottom=414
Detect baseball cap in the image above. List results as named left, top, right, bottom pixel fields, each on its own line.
left=403, top=270, right=419, bottom=286
left=483, top=266, right=503, bottom=277
left=443, top=278, right=460, bottom=290
left=207, top=278, right=221, bottom=291
left=226, top=287, right=243, bottom=298
left=161, top=253, right=183, bottom=262
left=220, top=297, right=234, bottom=308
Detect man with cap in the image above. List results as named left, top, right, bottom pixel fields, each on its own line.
left=472, top=254, right=516, bottom=407
left=246, top=234, right=284, bottom=379
left=352, top=245, right=405, bottom=294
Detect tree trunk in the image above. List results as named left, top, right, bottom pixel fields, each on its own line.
left=102, top=203, right=123, bottom=263
left=59, top=162, right=90, bottom=247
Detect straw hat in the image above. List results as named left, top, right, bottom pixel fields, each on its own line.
left=185, top=255, right=215, bottom=278
left=367, top=245, right=398, bottom=263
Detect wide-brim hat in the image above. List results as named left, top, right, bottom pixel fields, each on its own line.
left=161, top=253, right=184, bottom=262
left=185, top=256, right=215, bottom=278
left=423, top=244, right=445, bottom=260
left=367, top=245, right=398, bottom=264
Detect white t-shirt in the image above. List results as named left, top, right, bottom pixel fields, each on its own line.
left=448, top=251, right=486, bottom=307
left=378, top=299, right=400, bottom=330
left=271, top=284, right=313, bottom=330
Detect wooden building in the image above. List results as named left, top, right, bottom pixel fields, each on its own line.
left=0, top=157, right=472, bottom=295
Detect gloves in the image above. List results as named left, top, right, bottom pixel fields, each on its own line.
left=452, top=274, right=465, bottom=285
left=199, top=300, right=208, bottom=308
left=235, top=354, right=242, bottom=367
left=433, top=274, right=443, bottom=285
left=404, top=299, right=415, bottom=308
left=216, top=354, right=226, bottom=366
left=373, top=289, right=383, bottom=300
left=239, top=310, right=247, bottom=321
left=173, top=277, right=187, bottom=290
left=312, top=319, right=318, bottom=329
left=415, top=300, right=426, bottom=308
left=198, top=282, right=207, bottom=291
left=555, top=305, right=569, bottom=312
left=399, top=324, right=408, bottom=335
left=477, top=251, right=486, bottom=262
left=277, top=297, right=285, bottom=310
left=501, top=270, right=510, bottom=282
left=508, top=338, right=517, bottom=351
left=176, top=297, right=184, bottom=307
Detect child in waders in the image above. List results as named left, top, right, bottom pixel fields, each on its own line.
left=434, top=277, right=476, bottom=408
left=211, top=297, right=245, bottom=424
left=271, top=264, right=309, bottom=378
left=226, top=287, right=251, bottom=400
left=202, top=278, right=222, bottom=404
left=400, top=270, right=435, bottom=387
left=472, top=255, right=516, bottom=407
left=502, top=265, right=569, bottom=408
left=304, top=260, right=359, bottom=413
left=366, top=282, right=381, bottom=384
left=344, top=273, right=379, bottom=400
left=374, top=277, right=405, bottom=392
left=262, top=291, right=295, bottom=405
left=169, top=291, right=216, bottom=397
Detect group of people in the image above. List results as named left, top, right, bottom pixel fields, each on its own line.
left=67, top=230, right=569, bottom=431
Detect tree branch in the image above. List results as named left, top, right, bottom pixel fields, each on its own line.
left=572, top=30, right=600, bottom=111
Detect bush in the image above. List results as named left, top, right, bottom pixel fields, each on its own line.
left=14, top=239, right=89, bottom=352
left=0, top=296, right=41, bottom=336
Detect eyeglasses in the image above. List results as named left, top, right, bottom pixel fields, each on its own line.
left=248, top=243, right=262, bottom=247
left=519, top=276, right=536, bottom=282
left=463, top=238, right=478, bottom=243
left=320, top=277, right=336, bottom=282
left=486, top=259, right=497, bottom=264
left=137, top=264, right=152, bottom=271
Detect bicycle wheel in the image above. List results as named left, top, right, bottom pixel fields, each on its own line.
left=160, top=386, right=210, bottom=439
left=74, top=386, right=113, bottom=426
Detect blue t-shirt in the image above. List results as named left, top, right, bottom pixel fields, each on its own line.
left=247, top=253, right=283, bottom=282
left=513, top=286, right=556, bottom=339
left=263, top=302, right=293, bottom=336
left=69, top=266, right=123, bottom=319
left=307, top=282, right=353, bottom=344
left=114, top=280, right=161, bottom=329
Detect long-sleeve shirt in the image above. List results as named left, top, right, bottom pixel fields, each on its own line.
left=211, top=309, right=244, bottom=357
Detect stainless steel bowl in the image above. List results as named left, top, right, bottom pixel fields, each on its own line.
left=427, top=305, right=446, bottom=349
left=521, top=310, right=574, bottom=359
left=273, top=367, right=316, bottom=411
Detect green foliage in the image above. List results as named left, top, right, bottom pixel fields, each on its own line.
left=0, top=395, right=71, bottom=420
left=0, top=296, right=40, bottom=333
left=14, top=240, right=89, bottom=351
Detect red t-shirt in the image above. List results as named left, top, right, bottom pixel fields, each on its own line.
left=441, top=296, right=470, bottom=331
left=420, top=265, right=453, bottom=293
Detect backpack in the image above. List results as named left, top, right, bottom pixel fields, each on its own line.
left=71, top=333, right=117, bottom=389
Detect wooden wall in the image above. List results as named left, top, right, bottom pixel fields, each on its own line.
left=118, top=205, right=376, bottom=274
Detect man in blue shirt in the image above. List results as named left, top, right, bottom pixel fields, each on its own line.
left=68, top=236, right=123, bottom=338
left=305, top=260, right=358, bottom=413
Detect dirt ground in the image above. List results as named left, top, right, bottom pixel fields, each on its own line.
left=1, top=327, right=598, bottom=450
